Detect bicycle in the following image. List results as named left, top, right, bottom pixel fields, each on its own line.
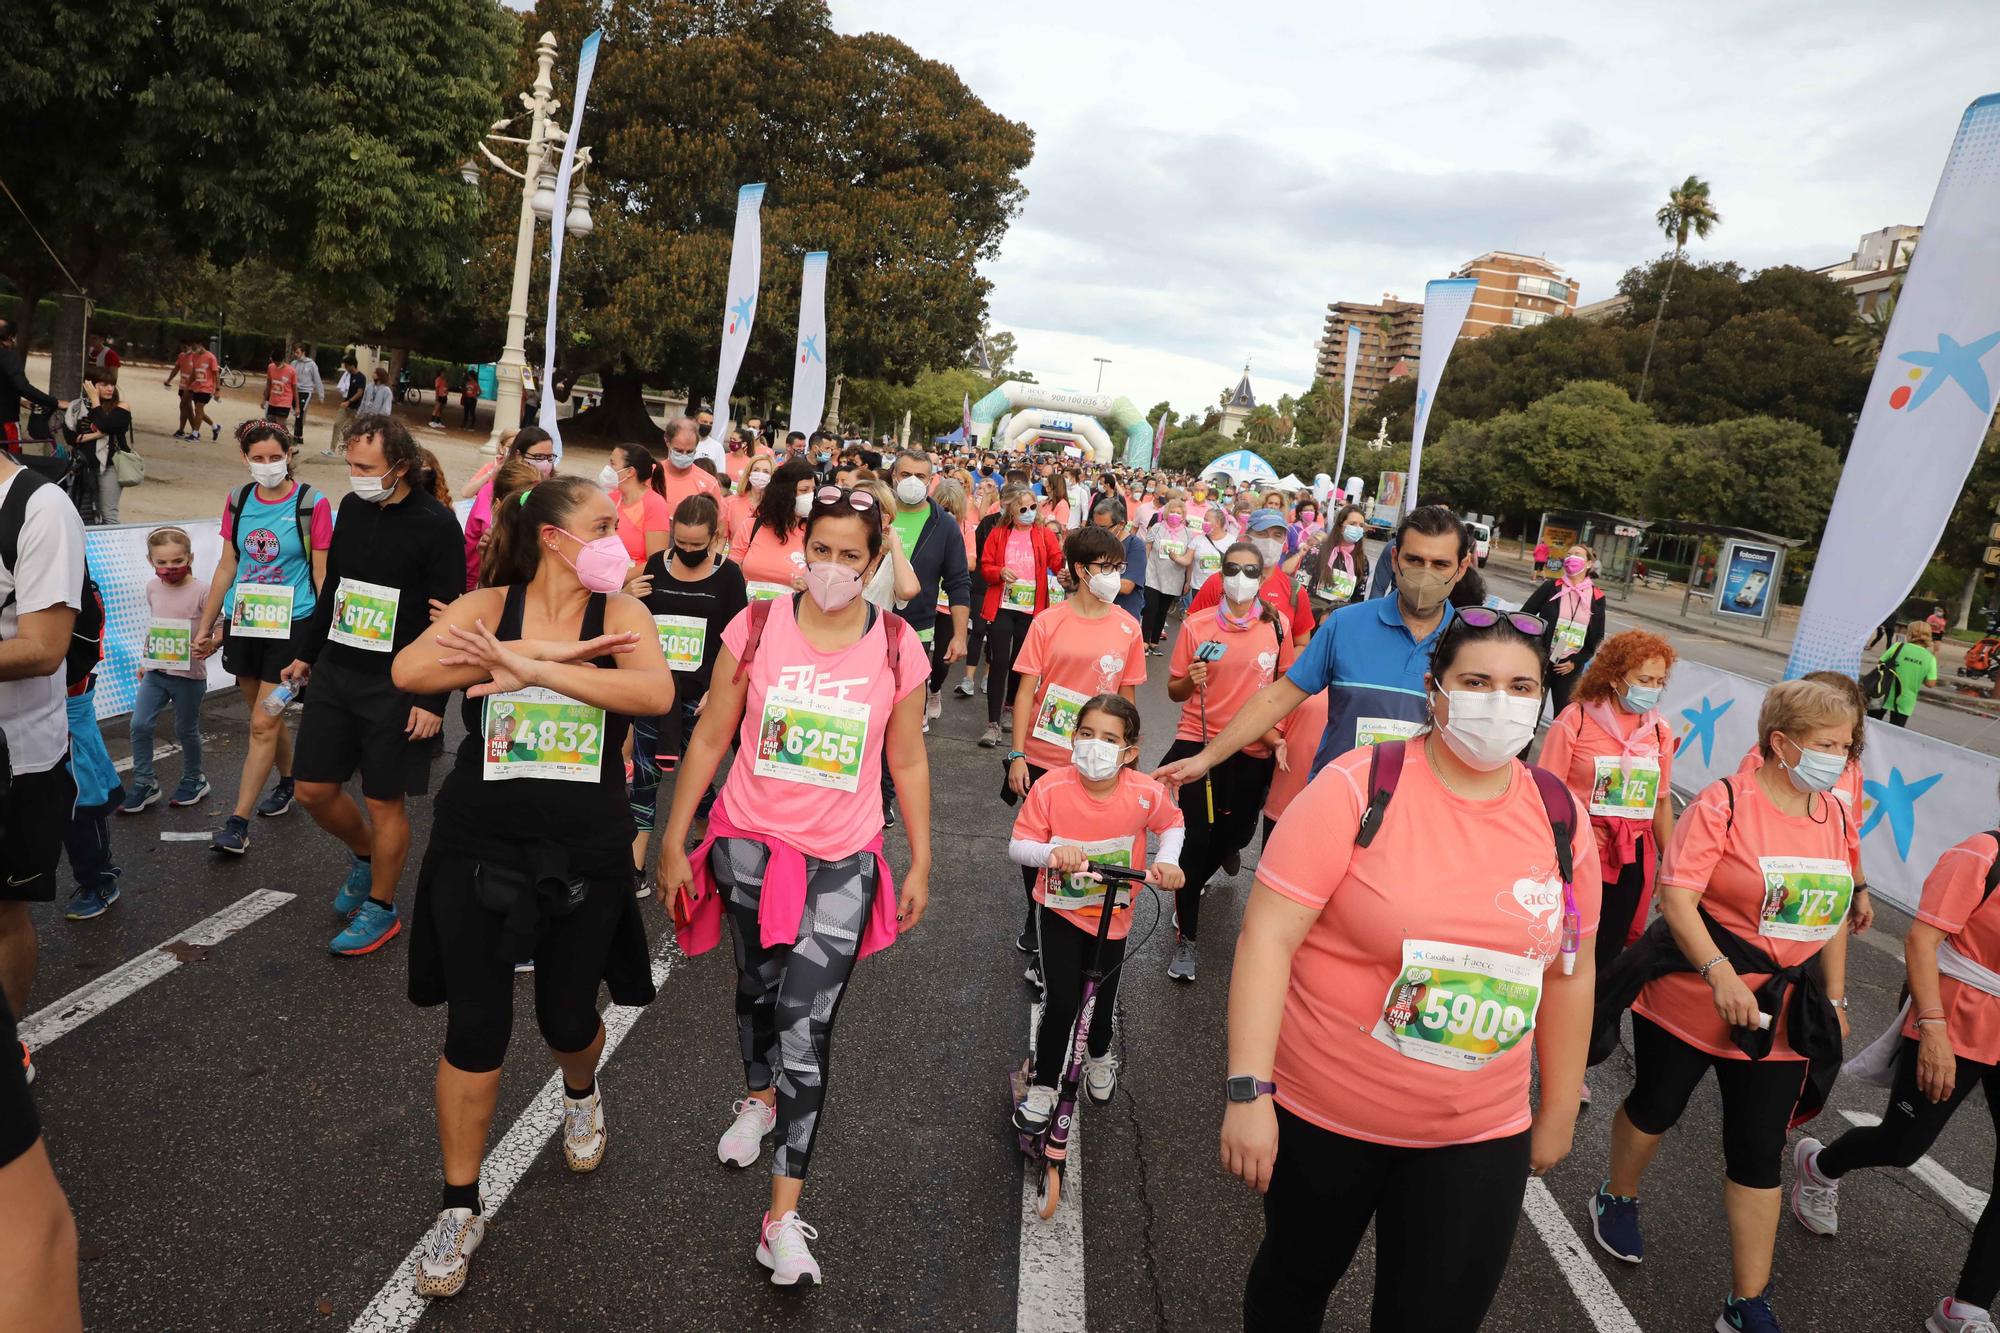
left=216, top=358, right=247, bottom=391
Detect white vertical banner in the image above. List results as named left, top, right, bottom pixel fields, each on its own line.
left=1331, top=323, right=1360, bottom=495
left=1403, top=276, right=1479, bottom=509
left=786, top=250, right=828, bottom=439
left=1789, top=94, right=2000, bottom=678
left=536, top=28, right=603, bottom=458
left=701, top=182, right=767, bottom=467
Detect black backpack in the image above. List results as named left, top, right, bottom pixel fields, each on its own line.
left=0, top=466, right=103, bottom=687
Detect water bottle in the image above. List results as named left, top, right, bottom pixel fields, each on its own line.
left=261, top=683, right=296, bottom=716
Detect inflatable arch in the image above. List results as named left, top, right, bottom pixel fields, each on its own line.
left=970, top=382, right=1153, bottom=466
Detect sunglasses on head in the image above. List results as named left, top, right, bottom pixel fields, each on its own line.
left=813, top=485, right=877, bottom=513
left=1221, top=561, right=1263, bottom=578
left=1449, top=606, right=1547, bottom=636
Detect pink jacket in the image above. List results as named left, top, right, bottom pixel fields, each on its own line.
left=675, top=805, right=900, bottom=959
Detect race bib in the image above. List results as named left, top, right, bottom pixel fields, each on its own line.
left=1161, top=539, right=1187, bottom=560
left=1003, top=578, right=1037, bottom=612
left=1030, top=683, right=1092, bottom=750
left=1044, top=836, right=1139, bottom=914
left=752, top=687, right=872, bottom=793
left=1756, top=856, right=1854, bottom=942
left=1553, top=618, right=1587, bottom=657
left=1372, top=940, right=1543, bottom=1071
left=482, top=687, right=605, bottom=783
left=1355, top=717, right=1424, bottom=748
left=1046, top=574, right=1068, bottom=606
left=1589, top=755, right=1660, bottom=819
left=141, top=618, right=192, bottom=671
left=1318, top=566, right=1357, bottom=602
left=326, top=578, right=399, bottom=652
left=746, top=580, right=792, bottom=602
left=653, top=615, right=707, bottom=673
left=936, top=587, right=951, bottom=613
left=1196, top=550, right=1222, bottom=575
left=230, top=583, right=296, bottom=640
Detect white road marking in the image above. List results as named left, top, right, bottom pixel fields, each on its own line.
left=20, top=889, right=294, bottom=1051
left=113, top=740, right=184, bottom=774
left=1016, top=1121, right=1086, bottom=1333
left=157, top=831, right=213, bottom=841
left=1521, top=1178, right=1644, bottom=1333
left=1839, top=1109, right=1989, bottom=1223
left=346, top=949, right=676, bottom=1333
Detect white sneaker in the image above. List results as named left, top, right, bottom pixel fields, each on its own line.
left=562, top=1085, right=606, bottom=1172
left=925, top=689, right=944, bottom=723
left=412, top=1206, right=486, bottom=1298
left=1930, top=1298, right=2000, bottom=1333
left=1083, top=1052, right=1119, bottom=1105
left=1790, top=1136, right=1839, bottom=1236
left=1013, top=1083, right=1057, bottom=1133
left=757, top=1210, right=823, bottom=1286
left=954, top=678, right=976, bottom=698
left=717, top=1095, right=777, bottom=1167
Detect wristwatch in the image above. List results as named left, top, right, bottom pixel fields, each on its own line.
left=1005, top=750, right=1027, bottom=762
left=1225, top=1075, right=1277, bottom=1103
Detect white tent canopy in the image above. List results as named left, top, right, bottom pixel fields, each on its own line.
left=1275, top=473, right=1307, bottom=491
left=1199, top=449, right=1278, bottom=485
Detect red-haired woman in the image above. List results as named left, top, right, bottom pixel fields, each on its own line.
left=1538, top=629, right=1678, bottom=980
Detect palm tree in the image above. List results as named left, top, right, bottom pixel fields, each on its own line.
left=1635, top=175, right=1721, bottom=403
left=1836, top=293, right=1897, bottom=366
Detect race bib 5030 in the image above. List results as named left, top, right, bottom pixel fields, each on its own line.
left=653, top=615, right=707, bottom=673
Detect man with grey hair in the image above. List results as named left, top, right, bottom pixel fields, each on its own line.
left=659, top=414, right=722, bottom=508
left=888, top=449, right=971, bottom=726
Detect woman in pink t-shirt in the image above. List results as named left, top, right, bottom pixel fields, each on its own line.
left=461, top=429, right=557, bottom=591
left=1791, top=824, right=2000, bottom=1333
left=1222, top=607, right=1597, bottom=1331
left=1592, top=678, right=1858, bottom=1333
left=728, top=457, right=818, bottom=602
left=723, top=454, right=774, bottom=555
left=603, top=443, right=672, bottom=564
left=658, top=485, right=932, bottom=1288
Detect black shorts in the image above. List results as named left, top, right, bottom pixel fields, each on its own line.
left=0, top=989, right=37, bottom=1169
left=191, top=392, right=213, bottom=405
left=221, top=614, right=312, bottom=686
left=0, top=762, right=77, bottom=904
left=264, top=407, right=291, bottom=423
left=293, top=659, right=438, bottom=800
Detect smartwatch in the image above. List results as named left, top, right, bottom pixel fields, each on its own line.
left=1225, top=1075, right=1277, bottom=1103
left=1005, top=750, right=1027, bottom=762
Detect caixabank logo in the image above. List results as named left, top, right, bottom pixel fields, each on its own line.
left=1889, top=330, right=2000, bottom=412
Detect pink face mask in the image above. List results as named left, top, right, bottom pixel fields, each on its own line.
left=1163, top=513, right=1186, bottom=529
left=1563, top=554, right=1587, bottom=576
left=804, top=561, right=863, bottom=613
left=550, top=529, right=629, bottom=593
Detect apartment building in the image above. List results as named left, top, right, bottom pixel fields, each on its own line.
left=1315, top=296, right=1424, bottom=409
left=1452, top=251, right=1579, bottom=338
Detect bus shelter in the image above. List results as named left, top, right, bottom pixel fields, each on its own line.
left=1533, top=510, right=1651, bottom=601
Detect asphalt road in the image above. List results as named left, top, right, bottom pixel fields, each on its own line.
left=20, top=613, right=1995, bottom=1333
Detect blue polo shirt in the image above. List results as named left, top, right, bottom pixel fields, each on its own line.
left=1287, top=595, right=1455, bottom=777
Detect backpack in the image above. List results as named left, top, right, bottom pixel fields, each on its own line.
left=1354, top=739, right=1577, bottom=894
left=731, top=595, right=911, bottom=693
left=1862, top=643, right=1905, bottom=710
left=0, top=466, right=104, bottom=687
left=228, top=481, right=321, bottom=596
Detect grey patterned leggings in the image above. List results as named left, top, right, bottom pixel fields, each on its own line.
left=711, top=836, right=876, bottom=1180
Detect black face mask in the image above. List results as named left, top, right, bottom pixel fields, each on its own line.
left=671, top=545, right=710, bottom=568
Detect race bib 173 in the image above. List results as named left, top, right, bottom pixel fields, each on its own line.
left=1756, top=856, right=1854, bottom=942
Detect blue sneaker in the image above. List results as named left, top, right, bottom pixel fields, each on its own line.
left=1590, top=1180, right=1643, bottom=1264
left=330, top=900, right=400, bottom=956
left=256, top=777, right=296, bottom=817
left=119, top=782, right=161, bottom=815
left=212, top=814, right=250, bottom=855
left=169, top=776, right=211, bottom=808
left=332, top=855, right=372, bottom=916
left=1718, top=1286, right=1784, bottom=1332
left=64, top=876, right=121, bottom=921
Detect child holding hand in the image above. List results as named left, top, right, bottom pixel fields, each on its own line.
left=121, top=527, right=216, bottom=813
left=1009, top=694, right=1184, bottom=1133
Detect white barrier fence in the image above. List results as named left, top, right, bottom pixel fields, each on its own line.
left=1663, top=659, right=2000, bottom=916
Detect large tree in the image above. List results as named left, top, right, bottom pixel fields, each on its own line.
left=1647, top=416, right=1841, bottom=539
left=505, top=0, right=1034, bottom=443
left=1423, top=380, right=1666, bottom=523
left=1, top=0, right=514, bottom=339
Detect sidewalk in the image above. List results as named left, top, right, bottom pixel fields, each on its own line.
left=1482, top=546, right=2000, bottom=719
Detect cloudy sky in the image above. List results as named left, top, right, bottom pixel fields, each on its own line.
left=829, top=0, right=1999, bottom=421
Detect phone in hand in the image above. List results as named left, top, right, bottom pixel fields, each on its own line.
left=1194, top=639, right=1228, bottom=664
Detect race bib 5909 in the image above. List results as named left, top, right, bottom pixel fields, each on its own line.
left=1372, top=940, right=1543, bottom=1071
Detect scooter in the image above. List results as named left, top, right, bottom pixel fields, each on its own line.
left=1011, top=861, right=1151, bottom=1221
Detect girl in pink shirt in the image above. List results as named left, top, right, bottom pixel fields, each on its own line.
left=658, top=485, right=932, bottom=1288
left=728, top=457, right=817, bottom=602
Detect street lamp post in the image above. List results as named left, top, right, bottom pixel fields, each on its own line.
left=1093, top=356, right=1112, bottom=393
left=461, top=31, right=594, bottom=455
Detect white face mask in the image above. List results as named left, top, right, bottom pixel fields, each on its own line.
left=668, top=449, right=697, bottom=469
left=1253, top=537, right=1284, bottom=566
left=895, top=476, right=928, bottom=507
left=1072, top=737, right=1125, bottom=782
left=1223, top=572, right=1261, bottom=605
left=348, top=473, right=390, bottom=502
left=793, top=492, right=815, bottom=518
left=1431, top=688, right=1541, bottom=771
left=248, top=460, right=289, bottom=489
left=1086, top=570, right=1123, bottom=602
left=1778, top=735, right=1846, bottom=793
left=597, top=464, right=621, bottom=490
left=747, top=470, right=771, bottom=490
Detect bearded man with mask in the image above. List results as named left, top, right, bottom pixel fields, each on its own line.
left=886, top=451, right=970, bottom=725
left=1154, top=505, right=1472, bottom=792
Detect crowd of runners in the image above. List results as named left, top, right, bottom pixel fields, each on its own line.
left=0, top=413, right=1992, bottom=1333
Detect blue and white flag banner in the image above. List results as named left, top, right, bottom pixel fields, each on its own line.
left=702, top=182, right=767, bottom=466
left=786, top=251, right=828, bottom=439
left=1663, top=659, right=1999, bottom=914
left=1332, top=323, right=1361, bottom=493
left=1403, top=277, right=1478, bottom=508
left=536, top=28, right=603, bottom=457
left=1790, top=94, right=2000, bottom=678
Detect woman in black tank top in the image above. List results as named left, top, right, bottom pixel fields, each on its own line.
left=387, top=475, right=672, bottom=1301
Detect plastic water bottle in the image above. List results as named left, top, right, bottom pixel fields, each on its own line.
left=261, top=683, right=296, bottom=716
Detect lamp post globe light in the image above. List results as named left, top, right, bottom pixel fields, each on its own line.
left=461, top=30, right=594, bottom=454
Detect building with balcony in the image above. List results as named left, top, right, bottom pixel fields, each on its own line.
left=1813, top=224, right=1920, bottom=314
left=1315, top=296, right=1424, bottom=410
left=1452, top=252, right=1579, bottom=338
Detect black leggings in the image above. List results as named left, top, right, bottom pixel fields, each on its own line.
left=1817, top=1036, right=2000, bottom=1308
left=985, top=608, right=1031, bottom=725
left=1597, top=853, right=1647, bottom=976
left=1161, top=738, right=1274, bottom=943
left=928, top=621, right=954, bottom=693
left=963, top=594, right=990, bottom=670
left=436, top=860, right=626, bottom=1073
left=1031, top=904, right=1125, bottom=1087
left=1142, top=585, right=1175, bottom=646
left=1550, top=656, right=1588, bottom=716
left=1621, top=1014, right=1806, bottom=1188
left=1244, top=1105, right=1529, bottom=1332
left=1868, top=707, right=1914, bottom=728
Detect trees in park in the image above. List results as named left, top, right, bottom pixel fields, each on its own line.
left=1637, top=174, right=1721, bottom=403
left=502, top=0, right=1034, bottom=443
left=1, top=0, right=514, bottom=339
left=1424, top=381, right=1666, bottom=523
left=1647, top=416, right=1840, bottom=539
